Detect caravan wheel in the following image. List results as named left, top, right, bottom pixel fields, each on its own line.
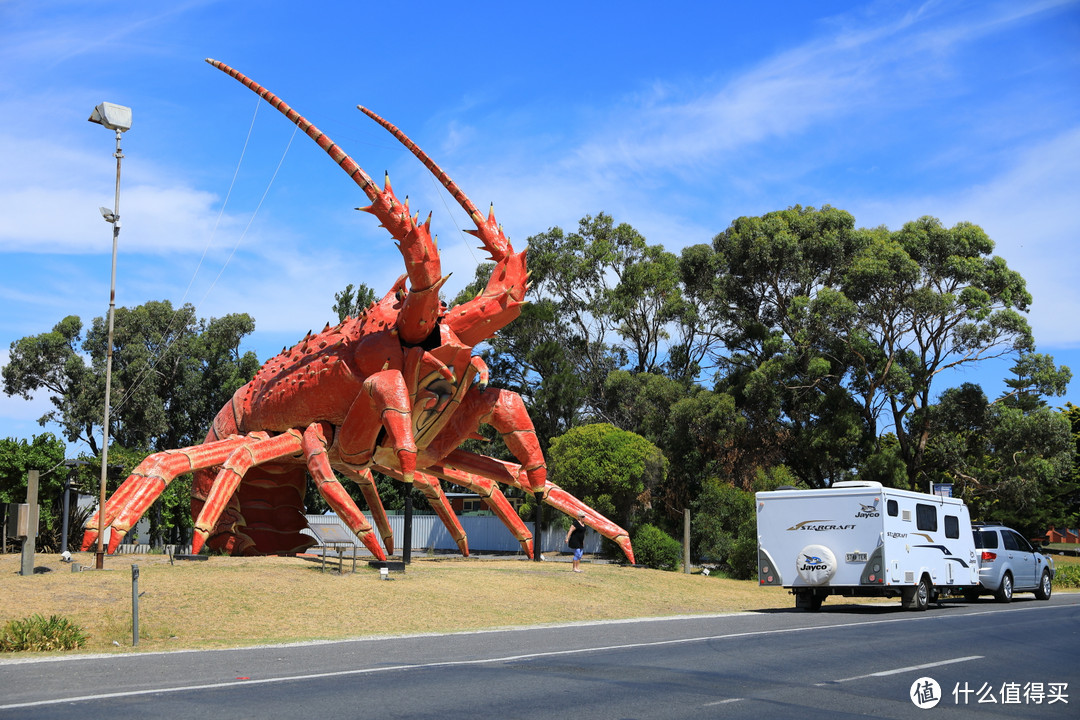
left=795, top=590, right=824, bottom=612
left=903, top=576, right=930, bottom=611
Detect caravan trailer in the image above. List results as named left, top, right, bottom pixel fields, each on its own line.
left=756, top=481, right=979, bottom=610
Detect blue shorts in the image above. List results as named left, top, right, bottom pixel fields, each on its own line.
left=573, top=548, right=584, bottom=561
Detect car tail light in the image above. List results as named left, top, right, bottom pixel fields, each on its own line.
left=981, top=551, right=997, bottom=562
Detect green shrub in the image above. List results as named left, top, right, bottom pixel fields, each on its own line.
left=1053, top=563, right=1080, bottom=589
left=691, top=479, right=757, bottom=579
left=632, top=523, right=682, bottom=571
left=0, top=614, right=88, bottom=652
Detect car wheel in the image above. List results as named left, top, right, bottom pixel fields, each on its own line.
left=1034, top=570, right=1052, bottom=601
left=994, top=572, right=1013, bottom=603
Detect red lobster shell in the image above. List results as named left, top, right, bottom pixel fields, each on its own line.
left=83, top=60, right=635, bottom=565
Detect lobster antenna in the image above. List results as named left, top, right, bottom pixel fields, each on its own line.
left=357, top=107, right=485, bottom=228
left=205, top=59, right=382, bottom=204
left=358, top=106, right=511, bottom=260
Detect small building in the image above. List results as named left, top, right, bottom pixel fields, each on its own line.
left=1044, top=526, right=1080, bottom=544
left=444, top=492, right=526, bottom=515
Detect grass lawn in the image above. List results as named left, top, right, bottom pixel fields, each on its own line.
left=2, top=551, right=794, bottom=655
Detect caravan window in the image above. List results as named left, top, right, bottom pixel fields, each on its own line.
left=916, top=503, right=938, bottom=532
left=944, top=515, right=959, bottom=539
left=887, top=499, right=898, bottom=517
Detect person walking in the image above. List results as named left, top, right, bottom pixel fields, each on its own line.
left=566, top=511, right=587, bottom=572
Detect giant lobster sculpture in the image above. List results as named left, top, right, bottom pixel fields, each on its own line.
left=82, top=60, right=635, bottom=564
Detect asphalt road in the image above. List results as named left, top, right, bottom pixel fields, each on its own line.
left=1, top=594, right=1077, bottom=719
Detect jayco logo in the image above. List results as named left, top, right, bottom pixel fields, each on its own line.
left=799, top=554, right=829, bottom=572
left=855, top=499, right=880, bottom=518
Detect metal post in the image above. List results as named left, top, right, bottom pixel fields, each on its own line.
left=402, top=496, right=413, bottom=564
left=20, top=471, right=40, bottom=577
left=96, top=128, right=124, bottom=571
left=131, top=564, right=139, bottom=646
left=60, top=472, right=72, bottom=554
left=533, top=493, right=543, bottom=561
left=683, top=508, right=691, bottom=574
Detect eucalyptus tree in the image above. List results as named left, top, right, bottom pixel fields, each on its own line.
left=700, top=205, right=874, bottom=487
left=332, top=282, right=377, bottom=323
left=921, top=380, right=1074, bottom=535
left=5, top=301, right=259, bottom=453
left=841, top=217, right=1035, bottom=483
left=692, top=206, right=1040, bottom=488
left=526, top=213, right=685, bottom=409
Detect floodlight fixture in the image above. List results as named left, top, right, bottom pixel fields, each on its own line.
left=88, top=102, right=132, bottom=132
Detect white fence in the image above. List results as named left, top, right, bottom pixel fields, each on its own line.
left=305, top=513, right=604, bottom=555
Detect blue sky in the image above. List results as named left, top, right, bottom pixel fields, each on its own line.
left=1, top=0, right=1078, bottom=451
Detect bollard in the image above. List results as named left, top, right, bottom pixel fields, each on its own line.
left=533, top=492, right=543, bottom=561
left=19, top=470, right=40, bottom=576
left=403, top=496, right=413, bottom=564
left=131, top=564, right=139, bottom=646
left=684, top=508, right=691, bottom=574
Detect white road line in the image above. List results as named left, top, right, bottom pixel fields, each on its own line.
left=703, top=698, right=743, bottom=706
left=820, top=655, right=984, bottom=685
left=2, top=598, right=1074, bottom=667
left=1, top=601, right=1071, bottom=710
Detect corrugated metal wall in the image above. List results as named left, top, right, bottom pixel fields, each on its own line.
left=305, top=513, right=605, bottom=555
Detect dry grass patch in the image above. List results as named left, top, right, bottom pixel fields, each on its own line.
left=1, top=551, right=791, bottom=654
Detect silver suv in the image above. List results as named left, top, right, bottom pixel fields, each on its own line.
left=967, top=523, right=1055, bottom=602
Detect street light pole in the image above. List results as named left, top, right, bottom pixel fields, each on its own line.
left=89, top=102, right=132, bottom=570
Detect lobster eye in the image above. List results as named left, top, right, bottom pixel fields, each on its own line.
left=395, top=288, right=407, bottom=301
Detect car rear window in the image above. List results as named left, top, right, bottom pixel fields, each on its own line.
left=974, top=530, right=999, bottom=549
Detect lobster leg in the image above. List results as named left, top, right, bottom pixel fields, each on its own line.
left=412, top=471, right=469, bottom=557
left=191, top=430, right=307, bottom=554
left=82, top=435, right=265, bottom=553
left=339, top=467, right=395, bottom=555
left=301, top=423, right=386, bottom=561
left=430, top=464, right=534, bottom=558
left=420, top=386, right=546, bottom=494
left=337, top=369, right=417, bottom=483
left=441, top=449, right=636, bottom=565
left=543, top=486, right=635, bottom=565
left=378, top=467, right=469, bottom=557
